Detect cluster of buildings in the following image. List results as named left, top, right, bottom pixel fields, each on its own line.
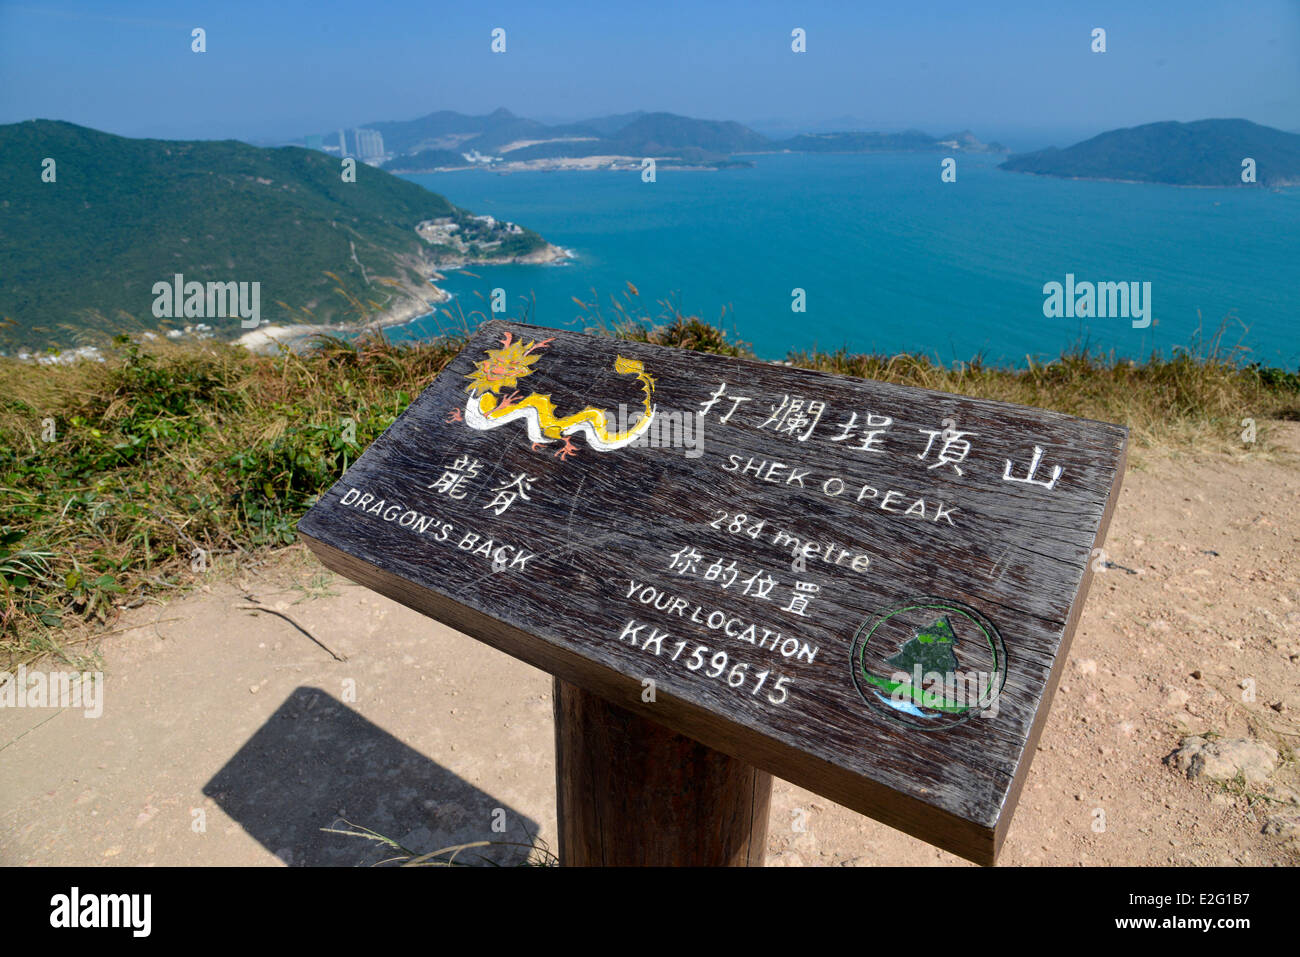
left=466, top=215, right=524, bottom=235
left=304, top=128, right=387, bottom=165
left=415, top=215, right=525, bottom=250
left=415, top=217, right=462, bottom=245
left=300, top=132, right=509, bottom=169
left=462, top=149, right=501, bottom=165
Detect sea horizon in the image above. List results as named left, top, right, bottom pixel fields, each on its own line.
left=383, top=152, right=1298, bottom=369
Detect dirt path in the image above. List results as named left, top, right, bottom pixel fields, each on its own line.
left=2, top=430, right=1297, bottom=866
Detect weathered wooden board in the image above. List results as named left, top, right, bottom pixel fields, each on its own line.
left=297, top=319, right=1127, bottom=864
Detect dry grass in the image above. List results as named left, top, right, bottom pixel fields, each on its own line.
left=788, top=347, right=1298, bottom=459
left=1, top=315, right=1295, bottom=668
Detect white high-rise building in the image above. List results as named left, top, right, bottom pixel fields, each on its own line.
left=353, top=129, right=384, bottom=161
left=337, top=129, right=349, bottom=157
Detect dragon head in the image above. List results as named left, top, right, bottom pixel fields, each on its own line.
left=465, top=331, right=554, bottom=395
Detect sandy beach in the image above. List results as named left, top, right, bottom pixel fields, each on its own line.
left=235, top=243, right=570, bottom=354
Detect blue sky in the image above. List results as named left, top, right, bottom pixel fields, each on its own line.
left=1, top=0, right=1296, bottom=149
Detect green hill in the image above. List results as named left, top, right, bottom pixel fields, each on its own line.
left=0, top=120, right=550, bottom=352
left=578, top=111, right=648, bottom=137
left=382, top=148, right=476, bottom=172
left=605, top=112, right=770, bottom=154
left=352, top=107, right=515, bottom=156
left=775, top=128, right=1005, bottom=153
left=340, top=107, right=600, bottom=157
left=1000, top=119, right=1300, bottom=186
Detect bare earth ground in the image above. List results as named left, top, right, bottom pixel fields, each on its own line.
left=2, top=428, right=1297, bottom=867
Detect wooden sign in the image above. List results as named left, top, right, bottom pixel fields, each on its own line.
left=297, top=319, right=1126, bottom=864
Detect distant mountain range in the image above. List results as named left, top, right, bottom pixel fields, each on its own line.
left=9, top=113, right=1293, bottom=353
left=1001, top=119, right=1300, bottom=187
left=318, top=109, right=1300, bottom=186
left=307, top=108, right=1006, bottom=172
left=0, top=121, right=557, bottom=352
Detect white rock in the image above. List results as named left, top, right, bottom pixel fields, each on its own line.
left=1166, top=736, right=1278, bottom=786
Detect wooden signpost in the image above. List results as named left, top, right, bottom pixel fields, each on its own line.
left=297, top=319, right=1127, bottom=866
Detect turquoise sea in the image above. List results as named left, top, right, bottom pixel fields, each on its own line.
left=392, top=153, right=1298, bottom=368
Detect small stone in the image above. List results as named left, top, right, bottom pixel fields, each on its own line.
left=1191, top=670, right=1202, bottom=680
left=1165, top=736, right=1278, bottom=786
left=1262, top=815, right=1300, bottom=837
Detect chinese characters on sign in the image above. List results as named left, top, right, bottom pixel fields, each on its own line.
left=701, top=381, right=1064, bottom=491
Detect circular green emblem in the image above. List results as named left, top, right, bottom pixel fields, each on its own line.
left=850, top=597, right=1007, bottom=731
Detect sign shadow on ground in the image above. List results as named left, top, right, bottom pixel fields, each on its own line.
left=203, top=686, right=541, bottom=866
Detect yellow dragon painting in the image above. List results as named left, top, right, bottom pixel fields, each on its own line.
left=446, top=331, right=657, bottom=460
